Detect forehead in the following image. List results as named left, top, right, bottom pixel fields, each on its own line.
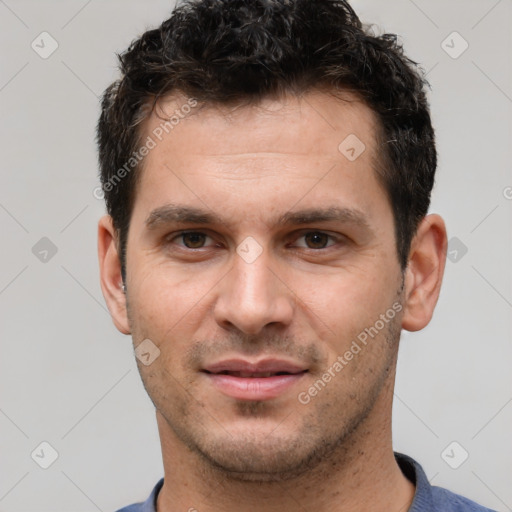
left=141, top=89, right=380, bottom=161
left=130, top=89, right=389, bottom=234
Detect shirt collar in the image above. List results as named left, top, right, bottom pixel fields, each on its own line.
left=395, top=451, right=434, bottom=511
left=140, top=477, right=163, bottom=512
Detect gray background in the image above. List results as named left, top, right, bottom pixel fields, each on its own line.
left=0, top=0, right=511, bottom=511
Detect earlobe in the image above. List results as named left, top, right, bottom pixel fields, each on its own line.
left=97, top=215, right=131, bottom=334
left=401, top=214, right=447, bottom=332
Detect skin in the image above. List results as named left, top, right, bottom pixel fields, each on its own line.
left=98, top=90, right=447, bottom=512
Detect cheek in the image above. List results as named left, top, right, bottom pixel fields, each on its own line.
left=132, top=264, right=210, bottom=324
left=297, top=265, right=398, bottom=335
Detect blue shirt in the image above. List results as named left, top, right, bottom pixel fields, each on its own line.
left=115, top=452, right=496, bottom=511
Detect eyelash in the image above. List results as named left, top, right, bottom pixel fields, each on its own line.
left=165, top=230, right=344, bottom=251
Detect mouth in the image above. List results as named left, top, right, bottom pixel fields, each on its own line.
left=201, top=359, right=308, bottom=401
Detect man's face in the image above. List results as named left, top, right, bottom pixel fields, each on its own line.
left=122, top=91, right=404, bottom=480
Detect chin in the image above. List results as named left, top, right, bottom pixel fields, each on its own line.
left=198, top=447, right=321, bottom=483
left=190, top=424, right=337, bottom=483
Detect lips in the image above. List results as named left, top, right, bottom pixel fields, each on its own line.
left=202, top=358, right=308, bottom=401
left=212, top=371, right=294, bottom=377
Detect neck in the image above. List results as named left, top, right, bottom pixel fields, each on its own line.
left=155, top=377, right=415, bottom=512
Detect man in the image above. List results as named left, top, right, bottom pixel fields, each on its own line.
left=96, top=1, right=496, bottom=511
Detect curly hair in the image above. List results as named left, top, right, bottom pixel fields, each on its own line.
left=96, top=0, right=436, bottom=280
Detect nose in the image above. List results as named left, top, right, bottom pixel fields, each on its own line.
left=213, top=247, right=295, bottom=335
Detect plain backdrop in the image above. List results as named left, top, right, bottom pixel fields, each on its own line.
left=0, top=1, right=511, bottom=511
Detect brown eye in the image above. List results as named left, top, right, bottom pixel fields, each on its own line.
left=303, top=232, right=330, bottom=249
left=181, top=232, right=208, bottom=248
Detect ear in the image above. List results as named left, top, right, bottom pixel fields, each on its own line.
left=401, top=214, right=447, bottom=332
left=97, top=215, right=131, bottom=334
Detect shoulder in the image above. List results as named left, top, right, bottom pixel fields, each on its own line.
left=394, top=452, right=497, bottom=512
left=113, top=478, right=164, bottom=512
left=115, top=505, right=144, bottom=512
left=431, top=486, right=497, bottom=512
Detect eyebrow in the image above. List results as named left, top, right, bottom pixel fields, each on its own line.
left=145, top=203, right=373, bottom=234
